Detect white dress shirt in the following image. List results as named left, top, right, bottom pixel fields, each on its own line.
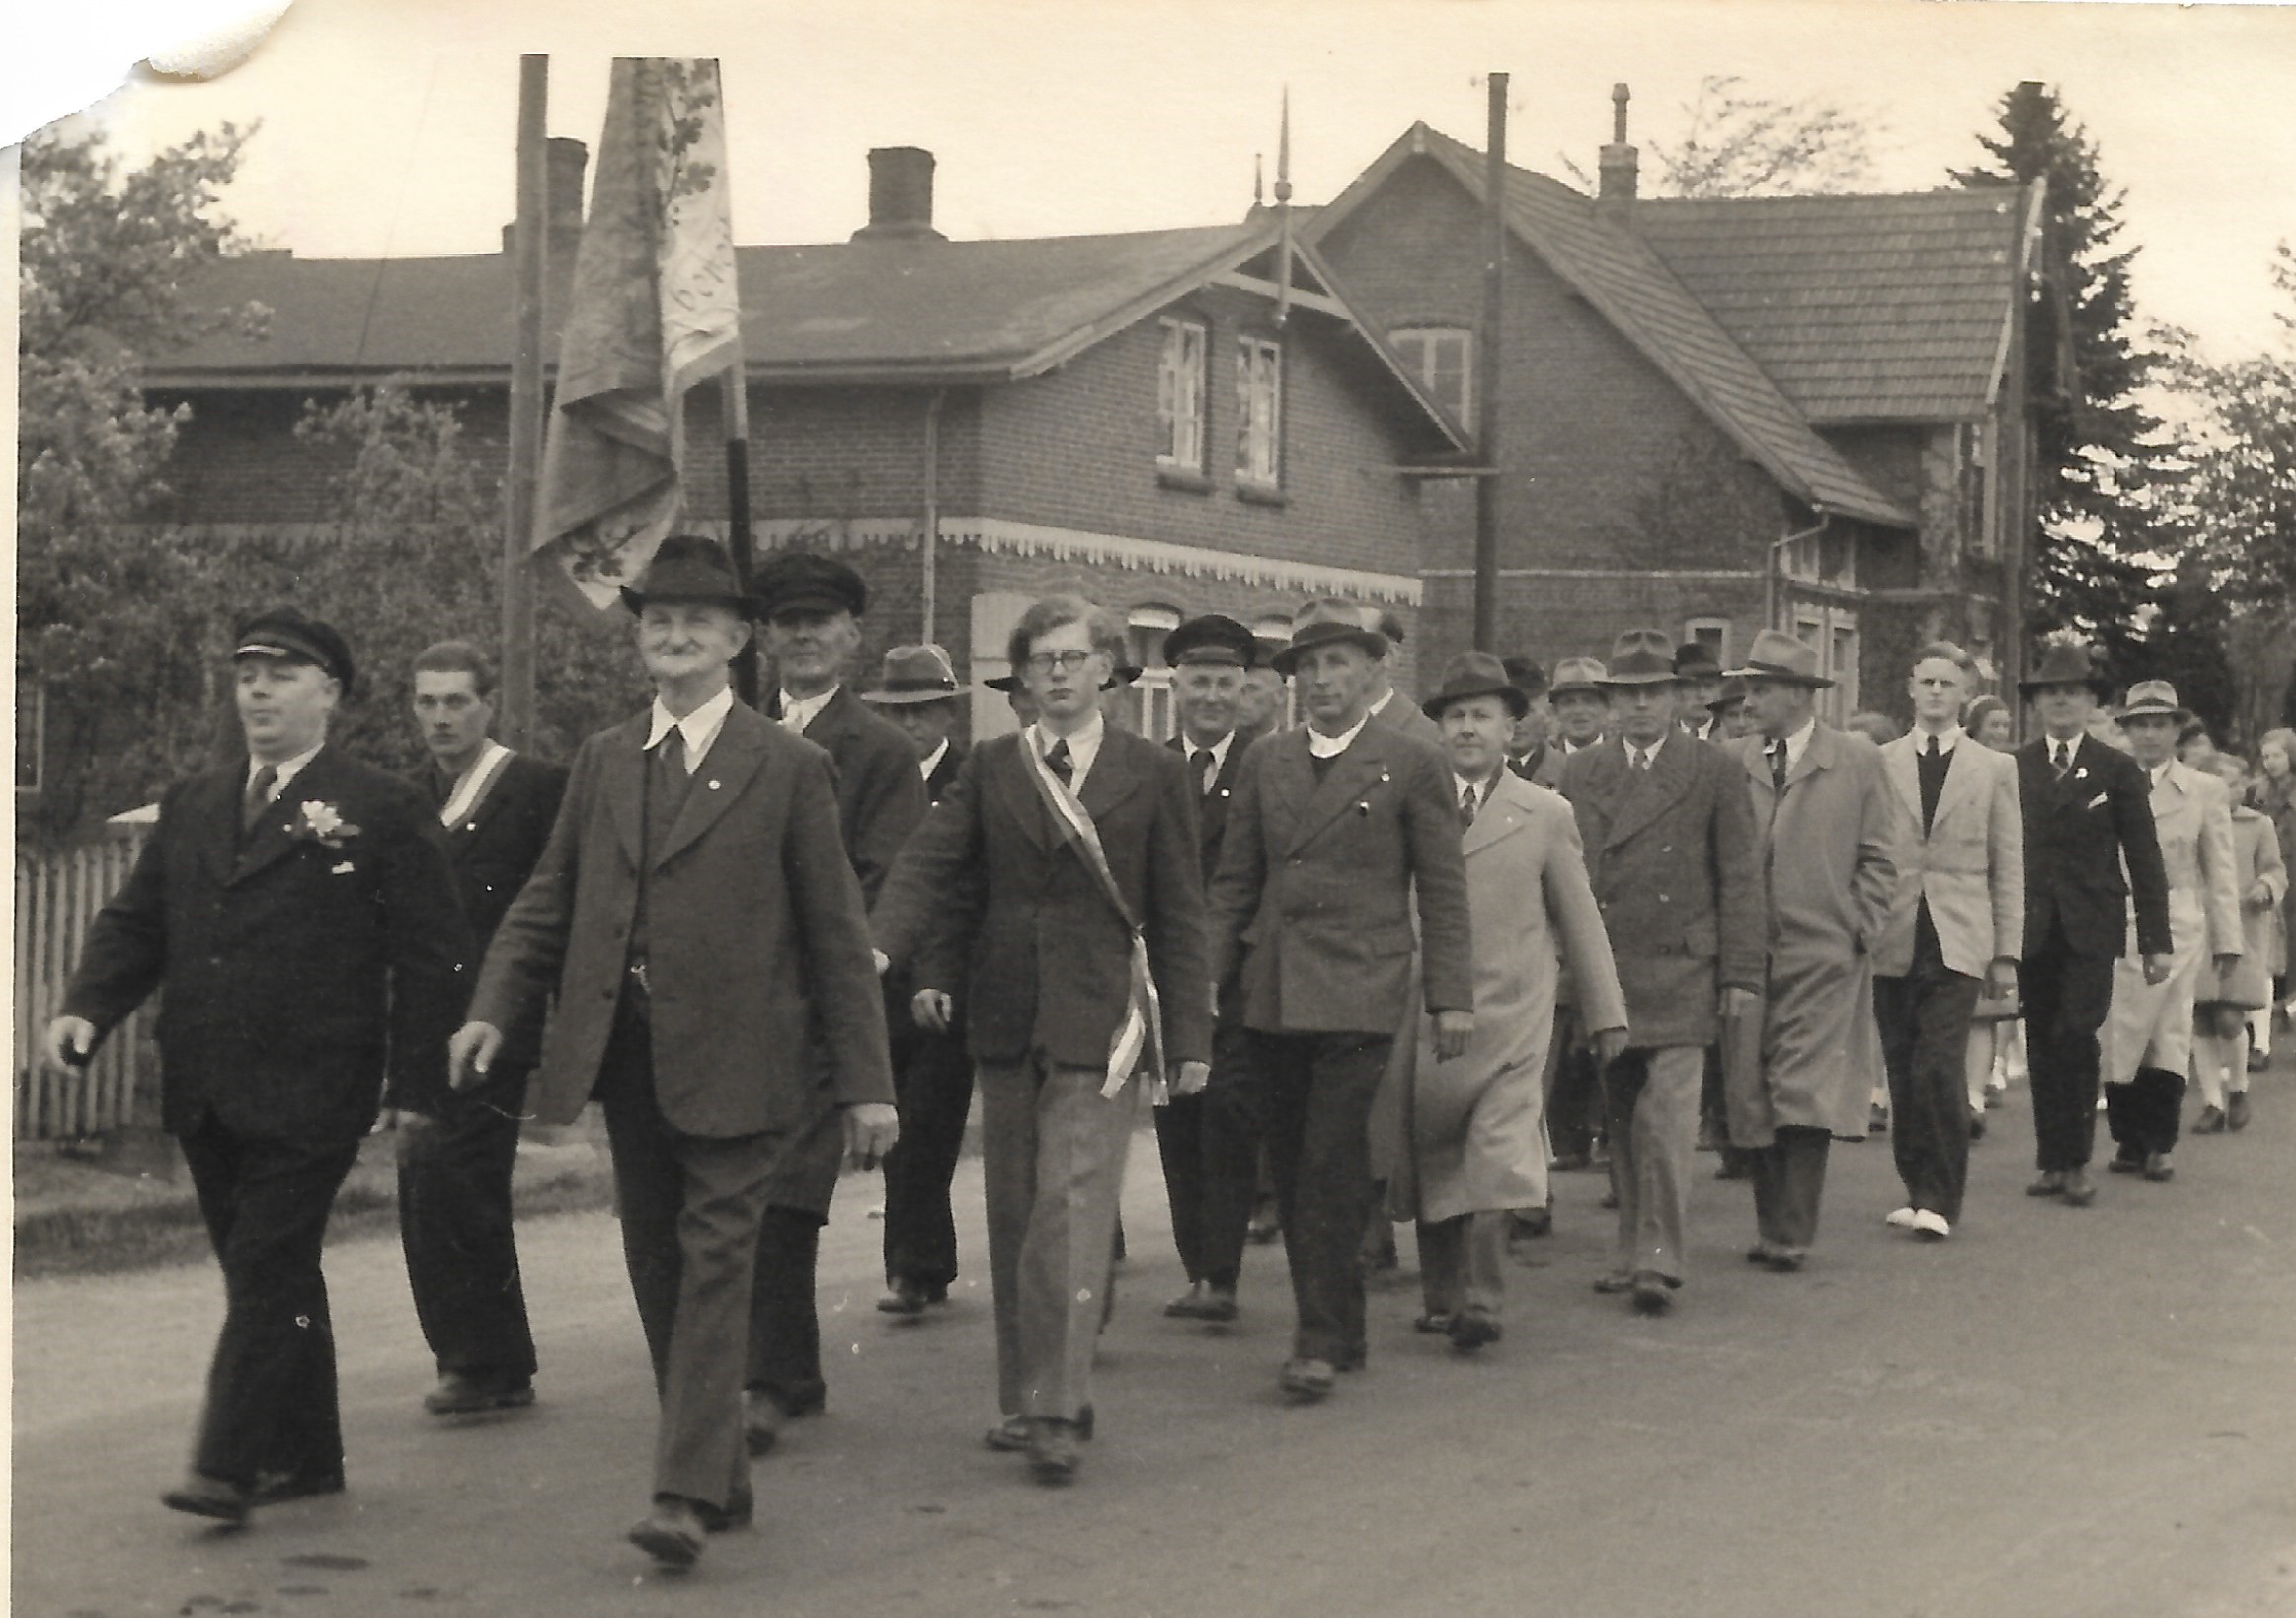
left=1773, top=716, right=1818, bottom=772
left=1183, top=729, right=1238, bottom=793
left=1029, top=710, right=1106, bottom=799
left=1306, top=712, right=1372, bottom=759
left=246, top=740, right=325, bottom=801
left=917, top=737, right=950, bottom=784
left=1624, top=733, right=1668, bottom=771
left=1914, top=723, right=1965, bottom=756
left=777, top=685, right=836, bottom=737
left=646, top=684, right=737, bottom=769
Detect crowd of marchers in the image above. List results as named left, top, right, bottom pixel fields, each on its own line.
left=44, top=535, right=2295, bottom=1573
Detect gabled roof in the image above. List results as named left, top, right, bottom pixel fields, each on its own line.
left=139, top=219, right=1469, bottom=450
left=1307, top=123, right=1917, bottom=529
left=1635, top=188, right=2040, bottom=424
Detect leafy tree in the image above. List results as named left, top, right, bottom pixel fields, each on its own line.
left=1647, top=75, right=1878, bottom=199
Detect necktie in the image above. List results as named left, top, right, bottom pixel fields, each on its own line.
left=241, top=764, right=278, bottom=839
left=1191, top=748, right=1216, bottom=796
left=1926, top=735, right=1940, bottom=760
left=1046, top=739, right=1073, bottom=786
left=1460, top=782, right=1478, bottom=829
left=659, top=727, right=687, bottom=778
left=1634, top=746, right=1652, bottom=772
left=2053, top=742, right=2072, bottom=779
left=1770, top=740, right=1788, bottom=796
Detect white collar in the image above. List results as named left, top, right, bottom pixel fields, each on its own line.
left=1915, top=724, right=1965, bottom=754
left=1369, top=688, right=1395, bottom=717
left=917, top=737, right=950, bottom=782
left=1029, top=711, right=1106, bottom=794
left=1453, top=768, right=1504, bottom=805
left=1182, top=728, right=1238, bottom=781
left=2148, top=759, right=2177, bottom=789
left=1306, top=712, right=1371, bottom=759
left=647, top=685, right=737, bottom=764
left=778, top=685, right=838, bottom=735
left=1771, top=717, right=1817, bottom=768
left=1624, top=732, right=1668, bottom=769
left=247, top=740, right=326, bottom=797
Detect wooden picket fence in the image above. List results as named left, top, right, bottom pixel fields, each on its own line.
left=14, top=832, right=150, bottom=1139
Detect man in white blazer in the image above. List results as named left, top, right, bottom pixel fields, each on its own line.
left=1871, top=644, right=2023, bottom=1240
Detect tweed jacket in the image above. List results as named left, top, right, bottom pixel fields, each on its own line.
left=1872, top=732, right=2024, bottom=980
left=2016, top=733, right=2172, bottom=960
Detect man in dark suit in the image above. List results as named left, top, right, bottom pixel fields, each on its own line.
left=1561, top=629, right=1763, bottom=1314
left=875, top=594, right=1211, bottom=1486
left=453, top=537, right=896, bottom=1567
left=2015, top=637, right=2172, bottom=1208
left=397, top=640, right=568, bottom=1417
left=859, top=643, right=975, bottom=1318
left=1207, top=601, right=1473, bottom=1404
left=1674, top=641, right=1725, bottom=742
left=1151, top=614, right=1268, bottom=1325
left=49, top=608, right=470, bottom=1524
left=746, top=550, right=928, bottom=1454
left=1501, top=656, right=1565, bottom=788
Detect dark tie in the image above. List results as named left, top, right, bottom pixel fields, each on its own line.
left=1191, top=748, right=1216, bottom=796
left=651, top=729, right=690, bottom=827
left=2053, top=741, right=2073, bottom=779
left=1634, top=747, right=1652, bottom=772
left=1046, top=739, right=1073, bottom=787
left=1460, top=782, right=1478, bottom=829
left=1918, top=735, right=1947, bottom=832
left=241, top=764, right=278, bottom=840
left=1769, top=741, right=1788, bottom=797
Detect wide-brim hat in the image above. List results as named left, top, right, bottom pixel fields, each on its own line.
left=2018, top=635, right=2114, bottom=697
left=1707, top=675, right=1748, bottom=713
left=984, top=672, right=1023, bottom=695
left=1271, top=602, right=1388, bottom=677
left=620, top=534, right=763, bottom=616
left=861, top=644, right=961, bottom=705
left=1600, top=628, right=1681, bottom=688
left=1422, top=651, right=1530, bottom=721
left=2115, top=680, right=2192, bottom=725
left=1164, top=613, right=1259, bottom=671
left=1501, top=656, right=1547, bottom=700
left=235, top=607, right=355, bottom=691
left=1547, top=656, right=1610, bottom=699
left=1725, top=628, right=1833, bottom=688
left=1673, top=640, right=1724, bottom=681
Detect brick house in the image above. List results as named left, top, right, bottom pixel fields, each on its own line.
left=1305, top=104, right=2048, bottom=718
left=142, top=146, right=1466, bottom=744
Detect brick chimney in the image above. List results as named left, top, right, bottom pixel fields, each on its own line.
left=852, top=147, right=945, bottom=242
left=1597, top=83, right=1638, bottom=221
left=500, top=136, right=588, bottom=256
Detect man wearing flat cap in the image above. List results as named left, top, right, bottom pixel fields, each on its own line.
left=745, top=549, right=927, bottom=1455
left=1153, top=613, right=1271, bottom=1325
left=2014, top=637, right=2171, bottom=1207
left=861, top=644, right=975, bottom=1317
left=453, top=536, right=896, bottom=1567
left=49, top=607, right=470, bottom=1526
left=1720, top=629, right=1901, bottom=1272
left=1207, top=599, right=1472, bottom=1403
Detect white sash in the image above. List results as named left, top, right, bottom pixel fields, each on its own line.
left=439, top=740, right=515, bottom=829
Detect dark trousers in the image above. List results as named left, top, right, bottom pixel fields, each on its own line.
left=880, top=1021, right=975, bottom=1293
left=1750, top=1126, right=1832, bottom=1251
left=1544, top=1006, right=1603, bottom=1158
left=2022, top=921, right=2116, bottom=1172
left=1873, top=914, right=1983, bottom=1223
left=1416, top=1212, right=1506, bottom=1319
left=2106, top=1067, right=2187, bottom=1158
left=397, top=1060, right=536, bottom=1384
left=178, top=1114, right=363, bottom=1488
left=743, top=1085, right=843, bottom=1417
left=596, top=1000, right=781, bottom=1509
left=1151, top=1021, right=1263, bottom=1289
left=1251, top=1030, right=1390, bottom=1366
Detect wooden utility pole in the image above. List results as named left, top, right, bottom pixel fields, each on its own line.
left=1472, top=73, right=1508, bottom=653
left=722, top=364, right=758, bottom=705
left=501, top=54, right=548, bottom=748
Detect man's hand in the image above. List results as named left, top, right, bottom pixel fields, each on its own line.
left=912, top=989, right=953, bottom=1033
left=1984, top=959, right=2019, bottom=1001
left=1718, top=986, right=1760, bottom=1021
left=844, top=1102, right=900, bottom=1170
left=2141, top=953, right=2173, bottom=986
left=2213, top=952, right=2241, bottom=981
left=448, top=1022, right=504, bottom=1091
left=1589, top=1026, right=1628, bottom=1068
left=2247, top=881, right=2276, bottom=912
left=1432, top=1010, right=1474, bottom=1062
left=1169, top=1060, right=1211, bottom=1098
left=42, top=1015, right=96, bottom=1076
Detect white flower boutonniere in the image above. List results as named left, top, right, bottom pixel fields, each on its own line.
left=291, top=799, right=362, bottom=849
left=2073, top=767, right=2089, bottom=781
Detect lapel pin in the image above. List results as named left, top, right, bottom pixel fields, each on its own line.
left=708, top=779, right=721, bottom=790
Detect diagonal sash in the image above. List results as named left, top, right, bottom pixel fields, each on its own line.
left=439, top=740, right=515, bottom=830
left=1022, top=738, right=1169, bottom=1102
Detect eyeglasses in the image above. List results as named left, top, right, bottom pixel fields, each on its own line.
left=1025, top=650, right=1099, bottom=676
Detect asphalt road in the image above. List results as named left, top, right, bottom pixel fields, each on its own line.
left=14, top=1067, right=2296, bottom=1618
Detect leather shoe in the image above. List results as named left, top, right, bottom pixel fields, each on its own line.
left=1164, top=1281, right=1212, bottom=1318
left=1592, top=1271, right=1635, bottom=1294
left=1745, top=1241, right=1777, bottom=1264
left=694, top=1482, right=753, bottom=1534
left=2025, top=1171, right=2065, bottom=1197
left=1764, top=1246, right=1807, bottom=1273
left=1280, top=1357, right=1336, bottom=1402
left=1968, top=1110, right=1987, bottom=1142
left=628, top=1497, right=706, bottom=1568
left=250, top=1468, right=345, bottom=1506
left=743, top=1391, right=784, bottom=1457
left=2228, top=1092, right=2252, bottom=1130
left=1447, top=1309, right=1501, bottom=1349
left=2143, top=1151, right=2175, bottom=1182
left=1910, top=1210, right=1951, bottom=1241
left=1412, top=1311, right=1454, bottom=1335
left=2060, top=1167, right=2097, bottom=1206
left=1027, top=1419, right=1081, bottom=1486
left=1196, top=1284, right=1239, bottom=1324
left=1509, top=1204, right=1552, bottom=1239
left=162, top=1472, right=250, bottom=1524
left=1630, top=1271, right=1675, bottom=1314
left=423, top=1372, right=535, bottom=1416
left=2107, top=1150, right=2143, bottom=1175
left=878, top=1279, right=931, bottom=1316
left=987, top=1405, right=1093, bottom=1450
left=2192, top=1105, right=2227, bottom=1135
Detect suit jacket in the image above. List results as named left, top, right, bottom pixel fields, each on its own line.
left=469, top=702, right=893, bottom=1136
left=427, top=750, right=568, bottom=1067
left=768, top=685, right=928, bottom=907
left=1872, top=734, right=2024, bottom=980
left=1561, top=731, right=1764, bottom=1049
left=923, top=738, right=968, bottom=806
left=1371, top=689, right=1446, bottom=753
left=1505, top=743, right=1567, bottom=789
left=1166, top=728, right=1263, bottom=885
left=872, top=727, right=1213, bottom=1072
left=1207, top=718, right=1473, bottom=1035
left=64, top=744, right=472, bottom=1139
left=2017, top=734, right=2172, bottom=960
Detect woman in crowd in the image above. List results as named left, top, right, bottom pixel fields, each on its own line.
left=2256, top=729, right=2296, bottom=1063
left=2189, top=753, right=2285, bottom=1130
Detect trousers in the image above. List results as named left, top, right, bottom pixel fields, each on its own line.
left=1750, top=1125, right=1832, bottom=1250
left=1602, top=1044, right=1704, bottom=1281
left=396, top=1059, right=536, bottom=1384
left=1251, top=1030, right=1391, bottom=1366
left=1150, top=1020, right=1263, bottom=1289
left=879, top=1019, right=975, bottom=1293
left=1873, top=912, right=1983, bottom=1223
left=2022, top=921, right=2117, bottom=1172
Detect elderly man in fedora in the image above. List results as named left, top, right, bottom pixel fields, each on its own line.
left=453, top=536, right=897, bottom=1566
left=1207, top=600, right=1472, bottom=1402
left=1560, top=629, right=1763, bottom=1312
left=1721, top=629, right=1901, bottom=1272
left=2098, top=681, right=2241, bottom=1185
left=1405, top=651, right=1625, bottom=1345
left=860, top=644, right=977, bottom=1318
left=2014, top=637, right=2172, bottom=1206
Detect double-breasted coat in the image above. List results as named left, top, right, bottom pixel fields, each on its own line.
left=1724, top=723, right=1902, bottom=1144
left=1406, top=772, right=1625, bottom=1223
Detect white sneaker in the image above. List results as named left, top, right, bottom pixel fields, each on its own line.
left=1911, top=1210, right=1951, bottom=1240
left=1884, top=1206, right=1919, bottom=1229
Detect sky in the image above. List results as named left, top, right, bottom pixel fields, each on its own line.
left=16, top=0, right=2296, bottom=360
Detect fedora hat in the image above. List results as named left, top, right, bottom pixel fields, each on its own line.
left=2114, top=680, right=2192, bottom=725
left=1673, top=639, right=1723, bottom=680
left=861, top=644, right=960, bottom=705
left=1501, top=656, right=1547, bottom=700
left=1271, top=598, right=1388, bottom=677
left=1725, top=628, right=1833, bottom=689
left=1707, top=675, right=1748, bottom=713
left=1422, top=650, right=1530, bottom=721
left=235, top=607, right=356, bottom=692
left=1547, top=656, right=1609, bottom=700
left=1599, top=628, right=1681, bottom=688
left=620, top=534, right=762, bottom=616
left=2018, top=635, right=2113, bottom=697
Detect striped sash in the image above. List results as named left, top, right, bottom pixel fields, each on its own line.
left=439, top=740, right=515, bottom=829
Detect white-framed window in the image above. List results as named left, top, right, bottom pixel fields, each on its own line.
left=1236, top=336, right=1283, bottom=487
left=1682, top=618, right=1730, bottom=669
left=1126, top=604, right=1181, bottom=741
left=1156, top=318, right=1208, bottom=472
left=1389, top=326, right=1474, bottom=432
left=1789, top=606, right=1861, bottom=723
